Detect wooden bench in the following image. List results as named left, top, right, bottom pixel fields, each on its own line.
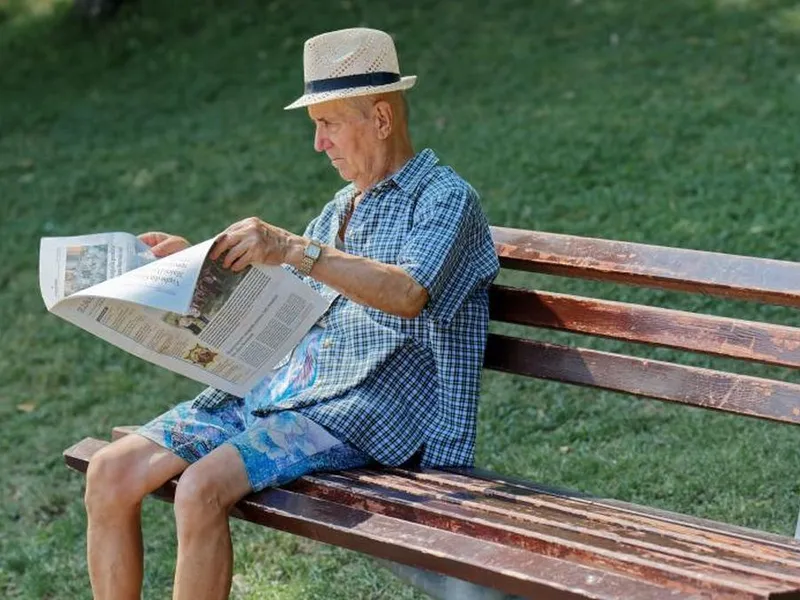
left=64, top=226, right=800, bottom=599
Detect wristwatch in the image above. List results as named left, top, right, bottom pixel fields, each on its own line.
left=298, top=239, right=322, bottom=276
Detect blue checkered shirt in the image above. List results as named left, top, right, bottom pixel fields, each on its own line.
left=193, top=149, right=499, bottom=467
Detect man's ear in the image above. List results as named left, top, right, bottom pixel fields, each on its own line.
left=373, top=100, right=393, bottom=140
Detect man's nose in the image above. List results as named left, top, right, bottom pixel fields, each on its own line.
left=314, top=128, right=330, bottom=152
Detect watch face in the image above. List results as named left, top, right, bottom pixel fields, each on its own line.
left=305, top=242, right=322, bottom=260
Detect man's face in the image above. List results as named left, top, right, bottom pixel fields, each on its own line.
left=308, top=99, right=378, bottom=184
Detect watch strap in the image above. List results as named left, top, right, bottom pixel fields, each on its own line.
left=299, top=239, right=322, bottom=276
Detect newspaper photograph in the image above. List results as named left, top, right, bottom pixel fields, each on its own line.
left=39, top=232, right=328, bottom=396
left=39, top=232, right=156, bottom=307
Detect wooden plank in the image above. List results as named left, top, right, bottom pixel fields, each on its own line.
left=111, top=425, right=137, bottom=440
left=491, top=227, right=800, bottom=307
left=484, top=335, right=800, bottom=424
left=490, top=286, right=800, bottom=369
left=296, top=471, right=800, bottom=592
left=454, top=468, right=800, bottom=554
left=350, top=470, right=800, bottom=570
left=63, top=437, right=702, bottom=600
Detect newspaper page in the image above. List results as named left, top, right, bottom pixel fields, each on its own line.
left=39, top=233, right=328, bottom=396
left=39, top=232, right=157, bottom=309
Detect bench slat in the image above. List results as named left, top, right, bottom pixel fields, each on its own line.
left=485, top=334, right=800, bottom=424
left=492, top=227, right=800, bottom=307
left=490, top=286, right=800, bottom=369
left=437, top=468, right=800, bottom=555
left=356, top=470, right=800, bottom=573
left=294, top=470, right=800, bottom=592
left=64, top=437, right=701, bottom=600
left=329, top=470, right=800, bottom=573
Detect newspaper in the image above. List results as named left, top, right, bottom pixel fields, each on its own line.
left=39, top=232, right=328, bottom=396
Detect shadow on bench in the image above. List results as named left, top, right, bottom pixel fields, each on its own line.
left=65, top=226, right=800, bottom=599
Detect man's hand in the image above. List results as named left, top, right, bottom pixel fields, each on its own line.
left=210, top=217, right=300, bottom=272
left=138, top=232, right=191, bottom=257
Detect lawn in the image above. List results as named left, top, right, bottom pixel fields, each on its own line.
left=2, top=0, right=800, bottom=598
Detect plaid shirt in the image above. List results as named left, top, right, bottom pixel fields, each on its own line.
left=194, top=149, right=499, bottom=467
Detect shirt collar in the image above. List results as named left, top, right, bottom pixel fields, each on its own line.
left=333, top=182, right=356, bottom=207
left=332, top=148, right=439, bottom=204
left=386, top=148, right=439, bottom=196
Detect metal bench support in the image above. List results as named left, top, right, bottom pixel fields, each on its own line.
left=796, top=507, right=800, bottom=540
left=378, top=559, right=523, bottom=600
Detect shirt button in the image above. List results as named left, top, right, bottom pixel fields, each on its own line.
left=322, top=338, right=333, bottom=349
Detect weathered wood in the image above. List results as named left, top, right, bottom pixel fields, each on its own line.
left=451, top=468, right=800, bottom=554
left=64, top=438, right=697, bottom=600
left=64, top=436, right=800, bottom=599
left=490, top=286, right=800, bottom=369
left=325, top=470, right=800, bottom=573
left=111, top=425, right=137, bottom=440
left=484, top=334, right=800, bottom=425
left=297, top=471, right=800, bottom=590
left=491, top=227, right=800, bottom=307
left=373, top=469, right=800, bottom=571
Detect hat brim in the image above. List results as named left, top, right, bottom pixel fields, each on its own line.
left=284, top=75, right=416, bottom=110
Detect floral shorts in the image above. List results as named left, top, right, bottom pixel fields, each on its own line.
left=137, top=327, right=372, bottom=492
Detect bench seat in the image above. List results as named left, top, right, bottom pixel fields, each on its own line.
left=64, top=428, right=800, bottom=599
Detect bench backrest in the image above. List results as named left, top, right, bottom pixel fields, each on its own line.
left=487, top=226, right=800, bottom=426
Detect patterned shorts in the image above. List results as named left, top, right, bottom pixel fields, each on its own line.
left=137, top=327, right=372, bottom=492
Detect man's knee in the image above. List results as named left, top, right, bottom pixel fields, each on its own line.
left=84, top=440, right=154, bottom=516
left=173, top=464, right=230, bottom=527
left=173, top=451, right=250, bottom=531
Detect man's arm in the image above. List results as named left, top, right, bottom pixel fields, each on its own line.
left=287, top=240, right=429, bottom=319
left=210, top=217, right=428, bottom=319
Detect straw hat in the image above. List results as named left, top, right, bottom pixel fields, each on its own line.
left=284, top=28, right=416, bottom=110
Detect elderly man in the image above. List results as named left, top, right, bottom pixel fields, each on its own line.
left=84, top=28, right=499, bottom=600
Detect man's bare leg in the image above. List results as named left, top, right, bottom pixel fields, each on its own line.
left=85, top=434, right=189, bottom=600
left=172, top=444, right=252, bottom=600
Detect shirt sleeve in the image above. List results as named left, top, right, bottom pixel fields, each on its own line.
left=301, top=215, right=320, bottom=239
left=397, top=182, right=499, bottom=326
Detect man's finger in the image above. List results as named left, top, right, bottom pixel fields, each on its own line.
left=229, top=251, right=254, bottom=272
left=151, top=237, right=189, bottom=258
left=222, top=240, right=249, bottom=270
left=209, top=232, right=232, bottom=261
left=138, top=231, right=169, bottom=247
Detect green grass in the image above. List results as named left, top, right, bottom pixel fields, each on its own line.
left=2, top=0, right=800, bottom=597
